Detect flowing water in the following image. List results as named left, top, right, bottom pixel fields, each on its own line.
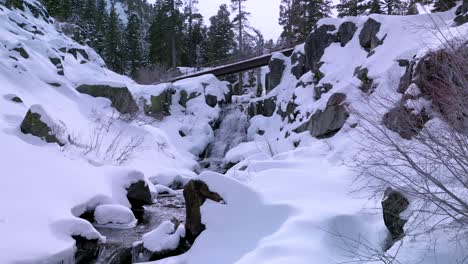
left=92, top=192, right=186, bottom=263
left=200, top=104, right=249, bottom=172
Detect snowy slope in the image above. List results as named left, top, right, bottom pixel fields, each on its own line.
left=0, top=1, right=227, bottom=263
left=151, top=7, right=467, bottom=264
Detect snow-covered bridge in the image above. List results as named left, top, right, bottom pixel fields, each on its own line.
left=170, top=47, right=296, bottom=82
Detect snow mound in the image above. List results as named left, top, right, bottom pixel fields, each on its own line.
left=94, top=204, right=137, bottom=228
left=143, top=221, right=185, bottom=252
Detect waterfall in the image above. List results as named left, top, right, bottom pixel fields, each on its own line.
left=201, top=103, right=249, bottom=172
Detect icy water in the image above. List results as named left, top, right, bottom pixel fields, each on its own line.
left=93, top=191, right=186, bottom=263
left=200, top=104, right=249, bottom=172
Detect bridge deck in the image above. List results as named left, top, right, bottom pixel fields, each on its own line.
left=170, top=47, right=295, bottom=82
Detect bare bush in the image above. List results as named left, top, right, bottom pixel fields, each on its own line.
left=348, top=43, right=468, bottom=262
left=134, top=64, right=182, bottom=85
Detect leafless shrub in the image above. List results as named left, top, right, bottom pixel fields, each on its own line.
left=134, top=64, right=181, bottom=85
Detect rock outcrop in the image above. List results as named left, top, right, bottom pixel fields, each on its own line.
left=337, top=21, right=357, bottom=47
left=266, top=56, right=286, bottom=93
left=73, top=235, right=100, bottom=264
left=305, top=24, right=337, bottom=75
left=295, top=93, right=349, bottom=138
left=76, top=85, right=139, bottom=114
left=382, top=187, right=409, bottom=251
left=144, top=88, right=174, bottom=117
left=359, top=18, right=384, bottom=53
left=247, top=96, right=277, bottom=118
left=126, top=180, right=152, bottom=221
left=183, top=180, right=223, bottom=243
left=455, top=1, right=468, bottom=25
left=291, top=49, right=309, bottom=79
left=20, top=108, right=64, bottom=145
left=354, top=67, right=374, bottom=93
left=178, top=90, right=199, bottom=108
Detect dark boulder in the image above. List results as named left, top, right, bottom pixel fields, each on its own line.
left=267, top=57, right=286, bottom=93
left=247, top=97, right=277, bottom=118
left=277, top=100, right=298, bottom=123
left=73, top=235, right=100, bottom=264
left=126, top=181, right=152, bottom=208
left=455, top=1, right=468, bottom=25
left=183, top=180, right=223, bottom=243
left=11, top=96, right=22, bottom=103
left=382, top=103, right=430, bottom=140
left=359, top=18, right=383, bottom=52
left=12, top=46, right=29, bottom=59
left=76, top=85, right=139, bottom=114
left=337, top=22, right=357, bottom=47
left=302, top=93, right=349, bottom=138
left=205, top=94, right=218, bottom=108
left=291, top=49, right=309, bottom=79
left=144, top=88, right=174, bottom=117
left=305, top=24, right=338, bottom=73
left=382, top=187, right=409, bottom=251
left=397, top=59, right=415, bottom=94
left=20, top=109, right=64, bottom=146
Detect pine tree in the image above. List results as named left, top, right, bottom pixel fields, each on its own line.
left=230, top=0, right=250, bottom=56
left=432, top=0, right=456, bottom=12
left=206, top=4, right=235, bottom=63
left=336, top=0, right=368, bottom=17
left=126, top=13, right=143, bottom=76
left=369, top=0, right=383, bottom=14
left=406, top=0, right=419, bottom=14
left=300, top=0, right=332, bottom=40
left=105, top=4, right=125, bottom=74
left=182, top=0, right=206, bottom=66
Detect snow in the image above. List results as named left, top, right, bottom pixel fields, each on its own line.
left=154, top=184, right=177, bottom=196
left=142, top=221, right=185, bottom=252
left=0, top=1, right=466, bottom=263
left=94, top=204, right=137, bottom=228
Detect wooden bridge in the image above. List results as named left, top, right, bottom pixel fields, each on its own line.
left=170, top=47, right=296, bottom=82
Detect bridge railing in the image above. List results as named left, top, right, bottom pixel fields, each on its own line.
left=176, top=42, right=300, bottom=78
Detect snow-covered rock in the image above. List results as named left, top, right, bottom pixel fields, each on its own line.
left=94, top=204, right=137, bottom=228
left=143, top=221, right=185, bottom=253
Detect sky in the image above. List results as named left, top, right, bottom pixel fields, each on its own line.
left=147, top=0, right=283, bottom=41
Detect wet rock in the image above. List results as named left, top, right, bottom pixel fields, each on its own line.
left=354, top=67, right=374, bottom=93
left=126, top=181, right=152, bottom=209
left=314, top=83, right=333, bottom=100
left=302, top=93, right=349, bottom=138
left=291, top=49, right=309, bottom=79
left=73, top=235, right=100, bottom=264
left=77, top=85, right=139, bottom=114
left=20, top=109, right=64, bottom=145
left=337, top=22, right=357, bottom=47
left=205, top=94, right=218, bottom=108
left=382, top=187, right=409, bottom=251
left=183, top=180, right=223, bottom=243
left=305, top=24, right=337, bottom=73
left=144, top=88, right=174, bottom=117
left=359, top=18, right=383, bottom=52
left=267, top=56, right=286, bottom=92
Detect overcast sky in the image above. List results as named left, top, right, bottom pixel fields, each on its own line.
left=147, top=0, right=283, bottom=41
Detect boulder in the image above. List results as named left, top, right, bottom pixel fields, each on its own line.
left=183, top=180, right=223, bottom=243
left=205, top=94, right=218, bottom=108
left=59, top=47, right=89, bottom=60
left=305, top=24, right=337, bottom=73
left=126, top=181, right=152, bottom=209
left=12, top=46, right=29, bottom=59
left=291, top=49, right=309, bottom=79
left=73, top=235, right=100, bottom=264
left=455, top=1, right=468, bottom=25
left=397, top=59, right=415, bottom=94
left=382, top=187, right=409, bottom=250
left=76, top=85, right=138, bottom=114
left=382, top=104, right=430, bottom=140
left=11, top=96, right=22, bottom=103
left=359, top=18, right=383, bottom=52
left=144, top=88, right=174, bottom=117
left=20, top=109, right=64, bottom=146
left=277, top=100, right=298, bottom=123
left=303, top=93, right=349, bottom=138
left=337, top=22, right=357, bottom=47
left=267, top=56, right=286, bottom=93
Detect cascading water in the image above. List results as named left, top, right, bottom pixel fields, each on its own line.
left=200, top=103, right=249, bottom=172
